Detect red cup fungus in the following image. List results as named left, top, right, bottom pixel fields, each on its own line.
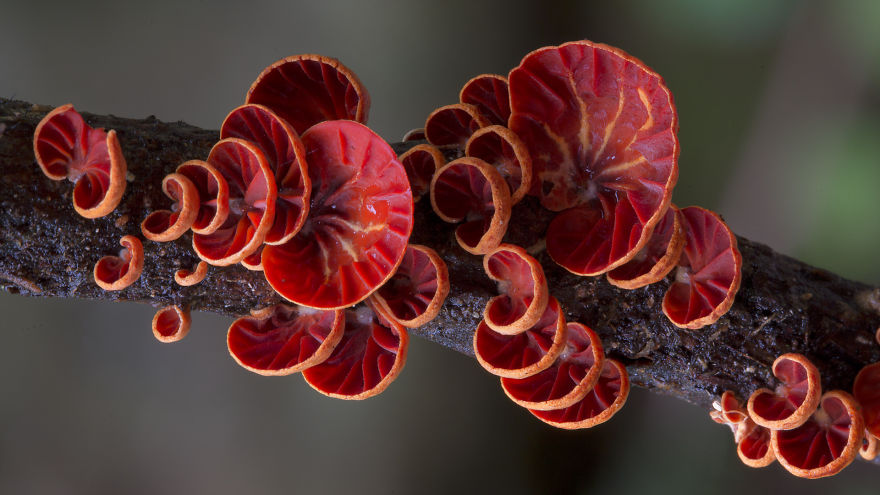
left=93, top=235, right=144, bottom=291
left=607, top=206, right=684, bottom=289
left=425, top=103, right=489, bottom=147
left=459, top=74, right=510, bottom=126
left=369, top=244, right=449, bottom=329
left=174, top=261, right=208, bottom=286
left=33, top=104, right=128, bottom=218
left=398, top=144, right=446, bottom=202
left=482, top=244, right=549, bottom=335
left=465, top=125, right=532, bottom=205
left=747, top=353, right=821, bottom=431
left=141, top=172, right=199, bottom=242
left=152, top=305, right=191, bottom=343
left=175, top=160, right=230, bottom=235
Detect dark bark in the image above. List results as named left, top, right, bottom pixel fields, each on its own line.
left=3, top=98, right=880, bottom=423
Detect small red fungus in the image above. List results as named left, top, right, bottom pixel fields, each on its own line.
left=465, top=125, right=532, bottom=204
left=482, top=244, right=549, bottom=335
left=33, top=104, right=127, bottom=218
left=262, top=120, right=413, bottom=310
left=220, top=104, right=311, bottom=245
left=227, top=304, right=344, bottom=376
left=175, top=160, right=230, bottom=235
left=737, top=420, right=776, bottom=468
left=501, top=322, right=604, bottom=410
left=853, top=361, right=880, bottom=439
left=459, top=74, right=510, bottom=126
left=661, top=206, right=741, bottom=329
left=192, top=138, right=277, bottom=266
left=772, top=390, right=864, bottom=479
left=747, top=353, right=821, bottom=431
left=369, top=244, right=449, bottom=328
left=607, top=206, right=684, bottom=289
left=302, top=304, right=409, bottom=400
left=430, top=157, right=512, bottom=255
left=246, top=54, right=370, bottom=134
left=174, top=261, right=208, bottom=286
left=152, top=305, right=191, bottom=343
left=509, top=41, right=678, bottom=276
left=93, top=235, right=144, bottom=291
left=529, top=358, right=630, bottom=429
left=473, top=297, right=567, bottom=379
left=402, top=128, right=427, bottom=142
left=141, top=172, right=199, bottom=242
left=424, top=103, right=489, bottom=147
left=398, top=144, right=446, bottom=202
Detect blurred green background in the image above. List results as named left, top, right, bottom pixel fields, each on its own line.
left=1, top=0, right=879, bottom=493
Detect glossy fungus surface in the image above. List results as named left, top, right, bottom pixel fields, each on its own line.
left=459, top=74, right=510, bottom=126
left=141, top=172, right=199, bottom=242
left=192, top=138, right=276, bottom=266
left=465, top=125, right=532, bottom=204
left=748, top=353, right=821, bottom=431
left=509, top=41, right=678, bottom=275
left=227, top=304, right=344, bottom=376
left=221, top=104, right=311, bottom=245
left=501, top=322, right=604, bottom=410
left=93, top=235, right=144, bottom=291
left=772, top=391, right=864, bottom=479
left=482, top=244, right=548, bottom=335
left=425, top=103, right=489, bottom=147
left=262, top=120, right=413, bottom=310
left=662, top=206, right=741, bottom=329
left=607, top=206, right=683, bottom=289
left=370, top=245, right=449, bottom=328
left=152, top=305, right=191, bottom=343
left=473, top=297, right=567, bottom=379
left=737, top=421, right=775, bottom=468
left=303, top=305, right=408, bottom=400
left=33, top=104, right=127, bottom=218
left=246, top=54, right=370, bottom=134
left=430, top=157, right=511, bottom=255
left=529, top=358, right=630, bottom=429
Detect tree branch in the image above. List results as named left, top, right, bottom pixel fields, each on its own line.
left=3, top=98, right=880, bottom=425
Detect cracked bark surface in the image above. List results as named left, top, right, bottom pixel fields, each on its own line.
left=3, top=99, right=880, bottom=437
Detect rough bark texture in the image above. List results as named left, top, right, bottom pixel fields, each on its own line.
left=3, top=99, right=880, bottom=423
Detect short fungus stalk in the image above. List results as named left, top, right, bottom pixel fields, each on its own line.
left=152, top=305, right=191, bottom=343
left=93, top=235, right=144, bottom=291
left=33, top=104, right=127, bottom=218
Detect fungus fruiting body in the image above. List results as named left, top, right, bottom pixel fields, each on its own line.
left=509, top=41, right=679, bottom=276
left=220, top=104, right=311, bottom=245
left=152, top=305, right=191, bottom=343
left=246, top=54, right=370, bottom=134
left=747, top=353, right=821, bottom=431
left=501, top=322, right=604, bottom=410
left=192, top=138, right=277, bottom=266
left=430, top=157, right=512, bottom=255
left=33, top=104, right=127, bottom=218
left=141, top=172, right=199, bottom=242
left=425, top=103, right=489, bottom=147
left=262, top=120, right=413, bottom=310
left=459, top=74, right=510, bottom=126
left=93, top=235, right=144, bottom=291
left=176, top=160, right=230, bottom=235
left=474, top=297, right=567, bottom=379
left=465, top=125, right=532, bottom=204
left=607, top=206, right=684, bottom=289
left=853, top=362, right=880, bottom=439
left=302, top=305, right=408, bottom=400
left=772, top=390, right=864, bottom=478
left=529, top=358, right=630, bottom=429
left=661, top=206, right=741, bottom=329
left=482, top=244, right=548, bottom=335
left=398, top=144, right=445, bottom=202
left=711, top=391, right=775, bottom=468
left=174, top=261, right=208, bottom=286
left=227, top=304, right=344, bottom=376
left=369, top=244, right=449, bottom=328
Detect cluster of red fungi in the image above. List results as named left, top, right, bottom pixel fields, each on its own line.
left=30, top=40, right=879, bottom=478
